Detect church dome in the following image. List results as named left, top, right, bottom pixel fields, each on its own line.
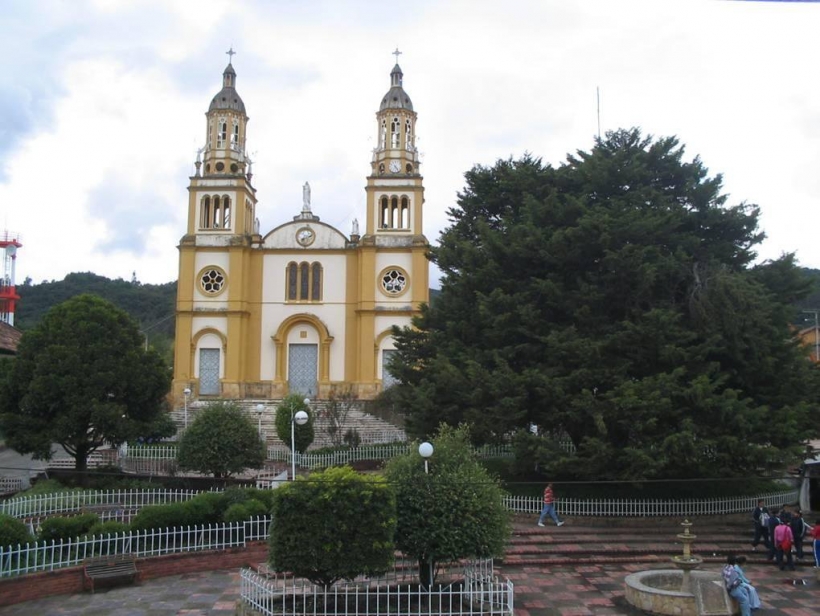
left=380, top=64, right=413, bottom=111
left=209, top=63, right=246, bottom=114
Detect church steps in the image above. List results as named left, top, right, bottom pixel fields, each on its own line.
left=503, top=516, right=815, bottom=568
left=170, top=398, right=406, bottom=448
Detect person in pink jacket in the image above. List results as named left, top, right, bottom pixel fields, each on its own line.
left=773, top=520, right=795, bottom=571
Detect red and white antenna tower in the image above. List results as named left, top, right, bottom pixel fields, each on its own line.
left=0, top=231, right=22, bottom=326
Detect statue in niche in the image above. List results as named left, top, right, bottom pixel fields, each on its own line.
left=352, top=218, right=359, bottom=236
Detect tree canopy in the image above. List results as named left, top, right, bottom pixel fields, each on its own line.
left=0, top=294, right=171, bottom=471
left=384, top=424, right=510, bottom=587
left=386, top=128, right=820, bottom=480
left=177, top=401, right=266, bottom=478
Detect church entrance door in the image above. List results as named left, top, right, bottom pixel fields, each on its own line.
left=288, top=343, right=318, bottom=397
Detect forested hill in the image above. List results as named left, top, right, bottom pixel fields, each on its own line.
left=16, top=273, right=177, bottom=340
left=11, top=268, right=819, bottom=334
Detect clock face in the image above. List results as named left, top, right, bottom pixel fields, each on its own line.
left=296, top=227, right=315, bottom=246
left=389, top=160, right=401, bottom=173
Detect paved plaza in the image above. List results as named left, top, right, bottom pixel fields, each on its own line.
left=0, top=556, right=817, bottom=615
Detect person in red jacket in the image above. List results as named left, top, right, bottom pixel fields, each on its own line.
left=537, top=483, right=565, bottom=527
left=773, top=520, right=795, bottom=571
left=811, top=518, right=820, bottom=567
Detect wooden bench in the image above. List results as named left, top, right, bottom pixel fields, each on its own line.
left=81, top=502, right=124, bottom=515
left=83, top=554, right=139, bottom=593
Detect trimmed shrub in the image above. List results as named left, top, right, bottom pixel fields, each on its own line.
left=223, top=499, right=269, bottom=523
left=130, top=503, right=189, bottom=532
left=269, top=466, right=396, bottom=586
left=38, top=513, right=100, bottom=543
left=0, top=513, right=34, bottom=547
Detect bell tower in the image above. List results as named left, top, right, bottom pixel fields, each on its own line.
left=364, top=51, right=425, bottom=240
left=186, top=49, right=257, bottom=238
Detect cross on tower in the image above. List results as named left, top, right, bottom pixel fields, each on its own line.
left=226, top=47, right=236, bottom=62
left=392, top=48, right=402, bottom=63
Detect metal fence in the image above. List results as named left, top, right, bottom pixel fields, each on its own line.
left=504, top=488, right=800, bottom=517
left=0, top=517, right=270, bottom=578
left=0, top=476, right=25, bottom=495
left=239, top=566, right=514, bottom=616
left=0, top=488, right=203, bottom=520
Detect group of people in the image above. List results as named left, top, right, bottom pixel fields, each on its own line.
left=535, top=488, right=819, bottom=616
left=751, top=499, right=820, bottom=570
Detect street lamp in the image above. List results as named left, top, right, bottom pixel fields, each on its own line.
left=291, top=397, right=310, bottom=480
left=256, top=403, right=265, bottom=439
left=418, top=441, right=435, bottom=587
left=419, top=441, right=434, bottom=474
left=183, top=387, right=191, bottom=431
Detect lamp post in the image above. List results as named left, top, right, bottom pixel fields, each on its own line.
left=291, top=397, right=310, bottom=480
left=418, top=441, right=434, bottom=587
left=183, top=387, right=191, bottom=431
left=419, top=441, right=434, bottom=474
left=256, top=403, right=265, bottom=439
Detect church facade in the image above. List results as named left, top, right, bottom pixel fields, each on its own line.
left=171, top=57, right=428, bottom=401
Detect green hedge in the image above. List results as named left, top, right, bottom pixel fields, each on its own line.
left=0, top=513, right=34, bottom=547
left=38, top=513, right=99, bottom=543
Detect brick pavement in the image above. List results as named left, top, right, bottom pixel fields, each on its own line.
left=0, top=520, right=817, bottom=615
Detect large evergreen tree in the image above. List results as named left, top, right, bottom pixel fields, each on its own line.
left=387, top=128, right=820, bottom=479
left=0, top=294, right=171, bottom=471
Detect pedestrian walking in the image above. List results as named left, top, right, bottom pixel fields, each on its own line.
left=751, top=499, right=769, bottom=551
left=766, top=509, right=780, bottom=561
left=537, top=482, right=565, bottom=527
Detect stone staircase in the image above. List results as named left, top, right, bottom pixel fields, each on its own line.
left=503, top=513, right=816, bottom=569
left=170, top=398, right=406, bottom=449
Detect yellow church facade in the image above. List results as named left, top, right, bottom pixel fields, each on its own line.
left=172, top=57, right=428, bottom=401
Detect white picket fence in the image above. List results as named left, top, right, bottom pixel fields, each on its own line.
left=0, top=517, right=271, bottom=578
left=240, top=558, right=514, bottom=616
left=504, top=488, right=800, bottom=517
left=0, top=476, right=25, bottom=495
left=0, top=488, right=203, bottom=520
left=118, top=443, right=517, bottom=473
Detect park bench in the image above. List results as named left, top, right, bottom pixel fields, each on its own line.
left=83, top=553, right=139, bottom=593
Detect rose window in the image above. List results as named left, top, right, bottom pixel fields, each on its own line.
left=381, top=269, right=407, bottom=295
left=200, top=268, right=226, bottom=294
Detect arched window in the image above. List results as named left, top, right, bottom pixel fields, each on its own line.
left=212, top=196, right=221, bottom=228
left=218, top=119, right=227, bottom=148
left=311, top=263, right=322, bottom=300
left=390, top=117, right=400, bottom=148
left=231, top=120, right=240, bottom=150
left=405, top=118, right=413, bottom=151
left=286, top=261, right=323, bottom=302
left=300, top=262, right=310, bottom=300
left=390, top=196, right=399, bottom=229
left=287, top=262, right=298, bottom=300
left=400, top=196, right=409, bottom=228
left=201, top=196, right=211, bottom=228
left=380, top=196, right=389, bottom=228
left=221, top=196, right=231, bottom=229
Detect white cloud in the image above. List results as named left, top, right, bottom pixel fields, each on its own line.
left=1, top=0, right=819, bottom=287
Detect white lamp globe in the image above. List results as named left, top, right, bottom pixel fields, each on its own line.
left=294, top=410, right=309, bottom=426
left=418, top=442, right=434, bottom=458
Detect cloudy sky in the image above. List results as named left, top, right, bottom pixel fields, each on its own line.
left=2, top=0, right=819, bottom=288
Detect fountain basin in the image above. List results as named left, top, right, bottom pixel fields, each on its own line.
left=624, top=570, right=738, bottom=615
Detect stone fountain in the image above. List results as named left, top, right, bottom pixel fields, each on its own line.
left=624, top=520, right=738, bottom=615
